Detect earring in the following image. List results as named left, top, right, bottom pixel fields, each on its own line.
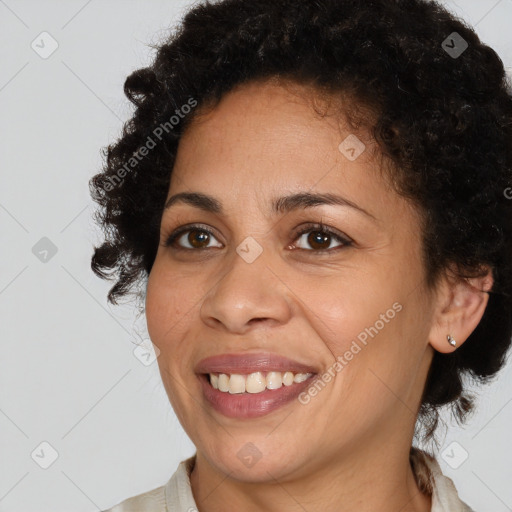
left=447, top=334, right=457, bottom=347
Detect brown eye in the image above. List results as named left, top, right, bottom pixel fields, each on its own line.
left=164, top=222, right=352, bottom=254
left=164, top=225, right=222, bottom=250
left=292, top=223, right=353, bottom=252
left=305, top=231, right=331, bottom=250
left=186, top=229, right=211, bottom=248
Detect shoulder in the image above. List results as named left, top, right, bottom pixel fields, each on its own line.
left=101, top=484, right=166, bottom=512
left=101, top=455, right=197, bottom=512
left=410, top=446, right=475, bottom=512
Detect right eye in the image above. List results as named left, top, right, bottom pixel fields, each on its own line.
left=164, top=224, right=223, bottom=251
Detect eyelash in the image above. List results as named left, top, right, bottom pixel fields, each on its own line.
left=163, top=222, right=353, bottom=254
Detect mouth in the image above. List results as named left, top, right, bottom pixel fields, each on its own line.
left=206, top=370, right=314, bottom=393
left=197, top=370, right=317, bottom=419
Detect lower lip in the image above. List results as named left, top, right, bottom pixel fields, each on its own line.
left=198, top=373, right=317, bottom=419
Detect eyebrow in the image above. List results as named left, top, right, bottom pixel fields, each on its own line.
left=164, top=191, right=377, bottom=220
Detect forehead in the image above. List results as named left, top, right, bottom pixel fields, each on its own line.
left=168, top=79, right=412, bottom=224
left=180, top=79, right=376, bottom=150
left=174, top=82, right=373, bottom=175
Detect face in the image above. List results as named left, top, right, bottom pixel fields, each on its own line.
left=145, top=79, right=437, bottom=482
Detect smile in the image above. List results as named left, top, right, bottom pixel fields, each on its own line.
left=208, top=371, right=313, bottom=393
left=198, top=371, right=317, bottom=418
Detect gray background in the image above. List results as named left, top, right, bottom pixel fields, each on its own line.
left=1, top=1, right=511, bottom=511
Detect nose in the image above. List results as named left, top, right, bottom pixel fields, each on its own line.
left=199, top=246, right=293, bottom=335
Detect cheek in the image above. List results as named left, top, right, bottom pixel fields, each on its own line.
left=296, top=269, right=421, bottom=416
left=292, top=272, right=399, bottom=356
left=145, top=264, right=189, bottom=350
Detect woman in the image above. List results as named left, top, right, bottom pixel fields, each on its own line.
left=90, top=0, right=512, bottom=510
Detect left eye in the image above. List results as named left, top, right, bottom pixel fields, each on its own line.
left=164, top=223, right=352, bottom=253
left=292, top=224, right=352, bottom=252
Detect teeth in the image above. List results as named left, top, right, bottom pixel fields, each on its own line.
left=228, top=374, right=246, bottom=394
left=266, top=371, right=282, bottom=389
left=208, top=371, right=313, bottom=394
left=218, top=373, right=229, bottom=392
left=283, top=371, right=294, bottom=386
left=244, top=371, right=264, bottom=393
left=293, top=373, right=309, bottom=383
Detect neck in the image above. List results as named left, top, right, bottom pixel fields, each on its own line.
left=189, top=433, right=432, bottom=512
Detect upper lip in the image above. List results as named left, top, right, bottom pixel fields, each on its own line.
left=195, top=352, right=319, bottom=375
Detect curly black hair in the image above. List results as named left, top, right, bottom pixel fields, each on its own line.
left=89, top=0, right=512, bottom=444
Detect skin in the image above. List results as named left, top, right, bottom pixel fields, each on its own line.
left=145, top=78, right=493, bottom=512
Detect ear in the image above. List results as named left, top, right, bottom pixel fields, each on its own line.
left=428, top=265, right=494, bottom=353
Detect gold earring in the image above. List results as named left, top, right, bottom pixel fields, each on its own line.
left=447, top=334, right=457, bottom=347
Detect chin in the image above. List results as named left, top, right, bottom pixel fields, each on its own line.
left=200, top=438, right=307, bottom=482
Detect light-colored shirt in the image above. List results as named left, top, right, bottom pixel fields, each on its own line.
left=102, top=446, right=474, bottom=511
